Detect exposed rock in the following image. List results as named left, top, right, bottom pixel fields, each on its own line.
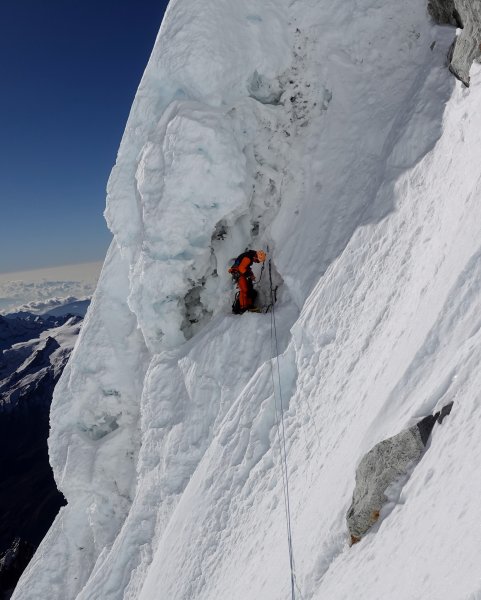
left=0, top=538, right=35, bottom=600
left=428, top=0, right=481, bottom=86
left=436, top=400, right=454, bottom=423
left=428, top=0, right=461, bottom=26
left=0, top=313, right=74, bottom=352
left=347, top=403, right=453, bottom=543
left=347, top=424, right=425, bottom=543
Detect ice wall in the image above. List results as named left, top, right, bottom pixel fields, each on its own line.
left=105, top=0, right=292, bottom=353
left=13, top=0, right=481, bottom=599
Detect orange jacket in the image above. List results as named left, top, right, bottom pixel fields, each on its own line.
left=237, top=256, right=253, bottom=274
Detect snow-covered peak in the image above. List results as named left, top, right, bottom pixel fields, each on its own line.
left=0, top=316, right=82, bottom=411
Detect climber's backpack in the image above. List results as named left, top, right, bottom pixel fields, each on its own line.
left=229, top=251, right=255, bottom=282
left=228, top=257, right=242, bottom=282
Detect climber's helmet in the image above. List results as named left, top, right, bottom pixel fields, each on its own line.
left=256, top=250, right=266, bottom=263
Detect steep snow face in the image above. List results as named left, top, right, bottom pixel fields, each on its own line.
left=13, top=1, right=481, bottom=599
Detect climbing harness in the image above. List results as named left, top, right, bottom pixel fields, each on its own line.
left=268, top=259, right=300, bottom=600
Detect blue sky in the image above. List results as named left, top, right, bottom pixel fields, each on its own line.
left=0, top=0, right=169, bottom=273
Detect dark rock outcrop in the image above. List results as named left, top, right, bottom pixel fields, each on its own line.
left=0, top=337, right=65, bottom=413
left=0, top=405, right=67, bottom=561
left=347, top=403, right=453, bottom=544
left=0, top=539, right=35, bottom=600
left=428, top=0, right=481, bottom=86
left=0, top=313, right=73, bottom=352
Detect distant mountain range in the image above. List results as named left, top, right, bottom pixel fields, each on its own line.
left=2, top=297, right=89, bottom=323
left=0, top=310, right=85, bottom=598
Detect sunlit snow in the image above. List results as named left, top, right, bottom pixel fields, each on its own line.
left=12, top=0, right=481, bottom=599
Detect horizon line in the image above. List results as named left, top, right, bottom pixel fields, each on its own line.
left=0, top=259, right=105, bottom=277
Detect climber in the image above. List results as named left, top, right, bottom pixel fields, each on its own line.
left=229, top=249, right=266, bottom=313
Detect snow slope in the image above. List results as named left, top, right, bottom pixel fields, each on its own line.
left=13, top=0, right=481, bottom=599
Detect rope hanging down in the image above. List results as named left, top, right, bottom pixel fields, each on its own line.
left=268, top=259, right=298, bottom=600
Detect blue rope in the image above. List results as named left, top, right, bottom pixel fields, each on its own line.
left=269, top=260, right=297, bottom=600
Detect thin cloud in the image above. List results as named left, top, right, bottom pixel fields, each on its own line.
left=0, top=280, right=96, bottom=315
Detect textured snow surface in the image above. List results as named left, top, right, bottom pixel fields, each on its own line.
left=13, top=0, right=481, bottom=598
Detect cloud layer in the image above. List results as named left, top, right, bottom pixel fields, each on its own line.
left=0, top=280, right=96, bottom=315
left=0, top=261, right=102, bottom=315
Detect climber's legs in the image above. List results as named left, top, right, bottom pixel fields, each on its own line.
left=238, top=276, right=255, bottom=310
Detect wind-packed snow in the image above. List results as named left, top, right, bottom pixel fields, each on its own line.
left=13, top=0, right=481, bottom=598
